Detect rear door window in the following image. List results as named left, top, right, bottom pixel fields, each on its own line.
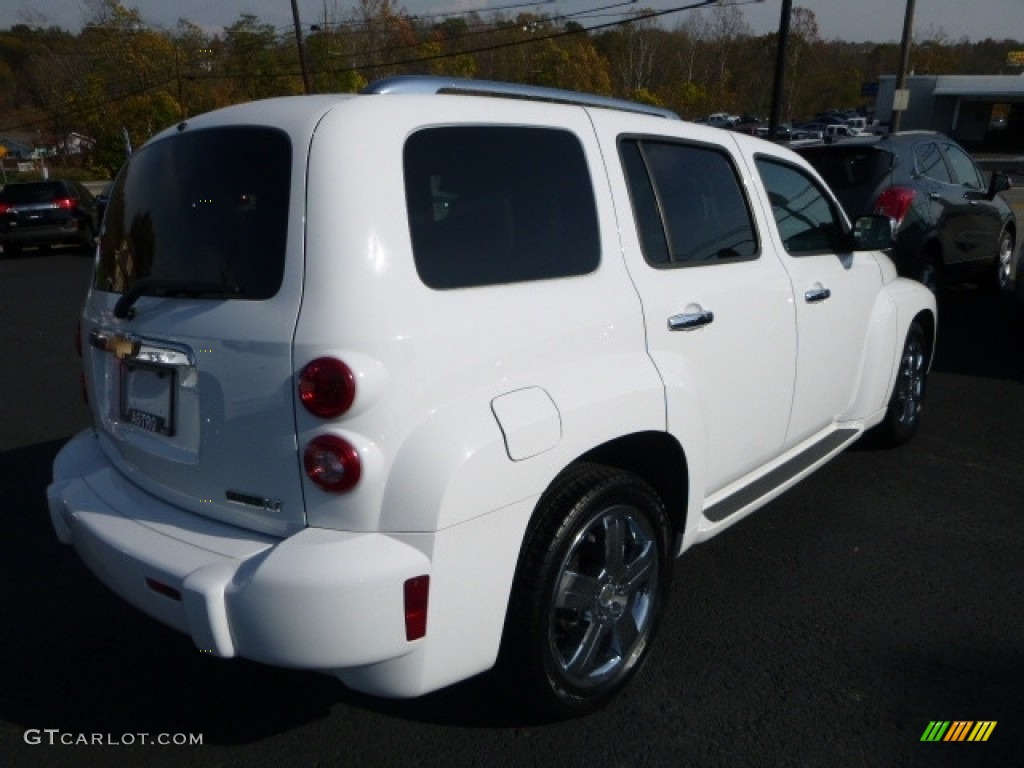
left=619, top=139, right=758, bottom=267
left=94, top=126, right=292, bottom=300
left=403, top=126, right=600, bottom=289
left=942, top=144, right=985, bottom=190
left=916, top=142, right=953, bottom=183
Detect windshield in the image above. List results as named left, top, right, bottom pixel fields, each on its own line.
left=94, top=126, right=291, bottom=300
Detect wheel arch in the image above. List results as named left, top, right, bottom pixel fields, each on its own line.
left=574, top=431, right=689, bottom=548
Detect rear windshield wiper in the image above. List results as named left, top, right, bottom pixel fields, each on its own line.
left=113, top=278, right=242, bottom=319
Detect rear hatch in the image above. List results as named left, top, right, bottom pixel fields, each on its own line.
left=796, top=144, right=894, bottom=218
left=81, top=123, right=306, bottom=536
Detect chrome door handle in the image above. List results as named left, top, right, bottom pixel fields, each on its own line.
left=804, top=287, right=831, bottom=303
left=668, top=309, right=714, bottom=331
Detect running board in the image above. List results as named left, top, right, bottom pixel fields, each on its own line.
left=704, top=428, right=860, bottom=523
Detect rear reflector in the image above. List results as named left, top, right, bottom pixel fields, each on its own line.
left=145, top=577, right=182, bottom=601
left=303, top=434, right=362, bottom=493
left=404, top=575, right=430, bottom=641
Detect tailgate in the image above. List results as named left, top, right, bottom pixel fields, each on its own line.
left=81, top=123, right=307, bottom=536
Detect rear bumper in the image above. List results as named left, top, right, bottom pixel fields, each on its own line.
left=0, top=221, right=91, bottom=249
left=47, top=430, right=431, bottom=675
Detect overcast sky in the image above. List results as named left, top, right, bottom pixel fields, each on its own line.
left=3, top=0, right=1024, bottom=44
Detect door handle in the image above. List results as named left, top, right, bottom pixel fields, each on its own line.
left=804, top=287, right=831, bottom=303
left=668, top=309, right=714, bottom=331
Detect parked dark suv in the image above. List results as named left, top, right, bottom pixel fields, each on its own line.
left=795, top=132, right=1015, bottom=293
left=0, top=179, right=99, bottom=257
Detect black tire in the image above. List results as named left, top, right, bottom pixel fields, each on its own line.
left=78, top=223, right=96, bottom=254
left=869, top=320, right=928, bottom=447
left=917, top=252, right=941, bottom=296
left=500, top=463, right=672, bottom=718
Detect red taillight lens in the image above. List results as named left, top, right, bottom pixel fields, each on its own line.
left=874, top=186, right=917, bottom=226
left=298, top=357, right=356, bottom=418
left=303, top=434, right=361, bottom=493
left=0, top=202, right=11, bottom=214
left=54, top=196, right=77, bottom=210
left=404, top=575, right=430, bottom=641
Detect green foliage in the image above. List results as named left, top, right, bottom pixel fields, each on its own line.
left=1, top=1, right=1021, bottom=174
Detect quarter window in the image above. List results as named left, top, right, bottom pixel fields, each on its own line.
left=404, top=126, right=600, bottom=289
left=756, top=158, right=847, bottom=256
left=620, top=139, right=757, bottom=267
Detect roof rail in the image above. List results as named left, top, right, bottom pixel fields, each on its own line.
left=361, top=75, right=680, bottom=120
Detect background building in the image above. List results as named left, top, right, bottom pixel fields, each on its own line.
left=876, top=74, right=1024, bottom=150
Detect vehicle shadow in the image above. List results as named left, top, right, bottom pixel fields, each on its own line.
left=930, top=286, right=1024, bottom=382
left=0, top=439, right=536, bottom=746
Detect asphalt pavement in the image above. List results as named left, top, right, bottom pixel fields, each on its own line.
left=0, top=248, right=1021, bottom=768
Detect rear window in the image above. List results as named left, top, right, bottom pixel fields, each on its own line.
left=0, top=182, right=68, bottom=203
left=798, top=146, right=893, bottom=190
left=403, top=126, right=600, bottom=289
left=94, top=126, right=291, bottom=299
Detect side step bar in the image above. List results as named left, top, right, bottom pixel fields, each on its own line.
left=704, top=428, right=860, bottom=523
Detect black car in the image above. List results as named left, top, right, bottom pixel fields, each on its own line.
left=795, top=132, right=1016, bottom=293
left=0, top=179, right=99, bottom=257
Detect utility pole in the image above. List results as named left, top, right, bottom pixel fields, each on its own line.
left=768, top=0, right=792, bottom=140
left=291, top=0, right=313, bottom=94
left=891, top=0, right=916, bottom=132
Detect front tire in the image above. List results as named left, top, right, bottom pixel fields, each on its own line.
left=500, top=463, right=672, bottom=718
left=870, top=320, right=928, bottom=447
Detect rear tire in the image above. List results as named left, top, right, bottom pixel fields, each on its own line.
left=917, top=253, right=941, bottom=295
left=500, top=463, right=672, bottom=719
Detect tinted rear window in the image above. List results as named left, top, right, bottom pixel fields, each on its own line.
left=94, top=126, right=291, bottom=299
left=403, top=126, right=600, bottom=289
left=799, top=147, right=893, bottom=189
left=0, top=182, right=68, bottom=203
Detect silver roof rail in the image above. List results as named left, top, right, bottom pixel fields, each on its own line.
left=362, top=75, right=680, bottom=120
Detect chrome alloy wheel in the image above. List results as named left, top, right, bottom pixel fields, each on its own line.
left=997, top=230, right=1015, bottom=291
left=893, top=329, right=926, bottom=427
left=548, top=503, right=660, bottom=690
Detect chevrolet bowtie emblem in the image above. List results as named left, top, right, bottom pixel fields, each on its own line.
left=108, top=336, right=140, bottom=359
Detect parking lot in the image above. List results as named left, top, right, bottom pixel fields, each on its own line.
left=1, top=234, right=1022, bottom=766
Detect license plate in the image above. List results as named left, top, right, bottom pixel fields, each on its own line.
left=121, top=363, right=175, bottom=435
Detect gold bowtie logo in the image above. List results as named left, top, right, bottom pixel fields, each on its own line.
left=105, top=335, right=139, bottom=360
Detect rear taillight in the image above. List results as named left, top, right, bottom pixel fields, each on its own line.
left=54, top=196, right=78, bottom=210
left=0, top=202, right=11, bottom=214
left=404, top=575, right=430, bottom=641
left=298, top=357, right=356, bottom=418
left=874, top=186, right=917, bottom=226
left=303, top=434, right=361, bottom=493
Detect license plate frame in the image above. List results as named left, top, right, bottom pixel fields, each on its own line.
left=121, top=362, right=176, bottom=436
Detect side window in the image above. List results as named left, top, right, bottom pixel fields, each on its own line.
left=756, top=157, right=847, bottom=256
left=942, top=144, right=985, bottom=190
left=403, top=126, right=600, bottom=289
left=620, top=138, right=757, bottom=267
left=916, top=142, right=953, bottom=183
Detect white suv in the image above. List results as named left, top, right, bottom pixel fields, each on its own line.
left=47, top=77, right=936, bottom=717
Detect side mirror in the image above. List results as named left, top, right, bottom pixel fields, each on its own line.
left=851, top=213, right=893, bottom=251
left=989, top=171, right=1012, bottom=198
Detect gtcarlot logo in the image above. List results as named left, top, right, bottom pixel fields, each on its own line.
left=920, top=721, right=997, bottom=742
left=24, top=729, right=203, bottom=746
